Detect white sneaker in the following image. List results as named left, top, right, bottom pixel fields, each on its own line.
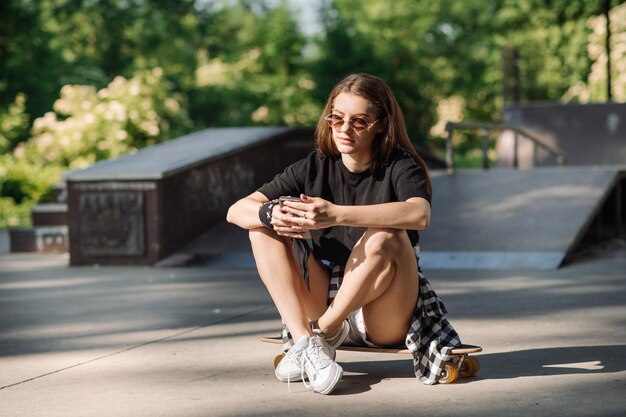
left=301, top=332, right=343, bottom=394
left=324, top=320, right=350, bottom=349
left=275, top=335, right=307, bottom=382
left=275, top=321, right=348, bottom=383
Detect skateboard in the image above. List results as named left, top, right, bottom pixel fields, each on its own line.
left=261, top=336, right=481, bottom=384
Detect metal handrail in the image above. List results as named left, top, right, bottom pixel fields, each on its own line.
left=444, top=121, right=568, bottom=173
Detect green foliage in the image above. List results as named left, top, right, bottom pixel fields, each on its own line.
left=191, top=2, right=319, bottom=127
left=1, top=0, right=625, bottom=227
left=313, top=0, right=440, bottom=143
left=496, top=0, right=595, bottom=100
left=0, top=0, right=66, bottom=122
left=311, top=0, right=509, bottom=145
left=0, top=153, right=61, bottom=228
left=0, top=67, right=190, bottom=226
left=0, top=197, right=32, bottom=228
left=564, top=3, right=626, bottom=102
left=0, top=154, right=60, bottom=204
left=311, top=0, right=626, bottom=162
left=0, top=93, right=30, bottom=153
left=17, top=68, right=190, bottom=170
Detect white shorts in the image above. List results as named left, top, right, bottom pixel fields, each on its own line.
left=342, top=308, right=379, bottom=348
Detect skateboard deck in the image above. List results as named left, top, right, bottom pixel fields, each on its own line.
left=260, top=336, right=482, bottom=384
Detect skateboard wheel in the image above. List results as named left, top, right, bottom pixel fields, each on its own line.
left=459, top=357, right=480, bottom=377
left=273, top=353, right=285, bottom=369
left=439, top=362, right=458, bottom=384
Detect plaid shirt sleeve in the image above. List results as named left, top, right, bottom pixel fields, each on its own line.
left=405, top=270, right=462, bottom=384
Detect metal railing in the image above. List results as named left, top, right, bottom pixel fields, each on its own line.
left=444, top=121, right=568, bottom=173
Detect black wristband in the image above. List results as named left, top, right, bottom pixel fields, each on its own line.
left=259, top=199, right=279, bottom=229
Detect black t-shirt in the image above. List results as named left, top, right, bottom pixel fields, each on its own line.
left=257, top=151, right=431, bottom=266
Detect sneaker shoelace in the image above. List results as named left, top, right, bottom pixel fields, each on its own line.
left=286, top=349, right=304, bottom=394
left=301, top=337, right=331, bottom=391
left=300, top=354, right=316, bottom=390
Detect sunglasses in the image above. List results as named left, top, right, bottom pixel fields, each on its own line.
left=324, top=113, right=380, bottom=132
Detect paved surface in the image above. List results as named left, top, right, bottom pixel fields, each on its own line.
left=1, top=240, right=626, bottom=417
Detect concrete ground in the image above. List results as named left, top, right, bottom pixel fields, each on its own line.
left=1, top=242, right=625, bottom=417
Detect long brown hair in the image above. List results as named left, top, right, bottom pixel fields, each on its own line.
left=314, top=73, right=432, bottom=195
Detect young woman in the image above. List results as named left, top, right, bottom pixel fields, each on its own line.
left=227, top=73, right=460, bottom=395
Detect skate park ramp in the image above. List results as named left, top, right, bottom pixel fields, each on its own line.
left=499, top=102, right=626, bottom=167
left=162, top=165, right=625, bottom=271
left=419, top=166, right=625, bottom=269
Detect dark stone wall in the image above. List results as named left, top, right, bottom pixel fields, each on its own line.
left=67, top=181, right=161, bottom=265
left=67, top=127, right=314, bottom=265
left=159, top=131, right=313, bottom=258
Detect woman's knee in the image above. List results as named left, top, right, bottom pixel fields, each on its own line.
left=361, top=228, right=407, bottom=258
left=248, top=228, right=295, bottom=269
left=248, top=228, right=292, bottom=260
left=248, top=227, right=288, bottom=246
left=248, top=227, right=272, bottom=244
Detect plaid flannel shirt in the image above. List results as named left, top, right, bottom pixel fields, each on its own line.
left=281, top=245, right=462, bottom=385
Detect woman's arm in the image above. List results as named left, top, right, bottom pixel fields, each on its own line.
left=282, top=195, right=431, bottom=231
left=335, top=197, right=430, bottom=230
left=226, top=191, right=309, bottom=239
left=226, top=191, right=268, bottom=230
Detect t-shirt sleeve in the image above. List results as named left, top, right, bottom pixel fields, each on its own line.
left=393, top=156, right=432, bottom=204
left=256, top=153, right=312, bottom=200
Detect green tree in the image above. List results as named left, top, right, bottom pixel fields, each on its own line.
left=313, top=0, right=444, bottom=145
left=496, top=0, right=626, bottom=102
left=564, top=2, right=626, bottom=102
left=191, top=1, right=318, bottom=127
left=3, top=0, right=626, bottom=228
left=0, top=0, right=65, bottom=123
left=0, top=93, right=30, bottom=153
left=1, top=0, right=206, bottom=147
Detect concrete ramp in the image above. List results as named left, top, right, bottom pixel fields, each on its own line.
left=420, top=166, right=625, bottom=269
left=500, top=102, right=626, bottom=167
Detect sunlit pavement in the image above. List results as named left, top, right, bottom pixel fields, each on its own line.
left=1, top=245, right=625, bottom=417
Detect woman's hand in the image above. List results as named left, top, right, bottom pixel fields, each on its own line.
left=270, top=201, right=311, bottom=239
left=266, top=193, right=430, bottom=235
left=278, top=194, right=340, bottom=231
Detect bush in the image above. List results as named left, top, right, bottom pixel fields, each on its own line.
left=0, top=68, right=192, bottom=227
left=0, top=197, right=32, bottom=228
left=0, top=154, right=63, bottom=228
left=17, top=68, right=191, bottom=170
left=0, top=155, right=62, bottom=204
left=0, top=93, right=30, bottom=154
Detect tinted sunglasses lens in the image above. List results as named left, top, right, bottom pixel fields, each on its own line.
left=327, top=115, right=343, bottom=129
left=326, top=114, right=370, bottom=131
left=351, top=118, right=368, bottom=129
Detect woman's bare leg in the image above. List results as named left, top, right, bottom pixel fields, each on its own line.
left=248, top=228, right=329, bottom=340
left=316, top=228, right=419, bottom=346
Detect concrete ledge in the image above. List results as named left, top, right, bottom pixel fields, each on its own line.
left=31, top=204, right=68, bottom=227
left=64, top=126, right=314, bottom=265
left=9, top=226, right=68, bottom=253
left=63, top=127, right=297, bottom=181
